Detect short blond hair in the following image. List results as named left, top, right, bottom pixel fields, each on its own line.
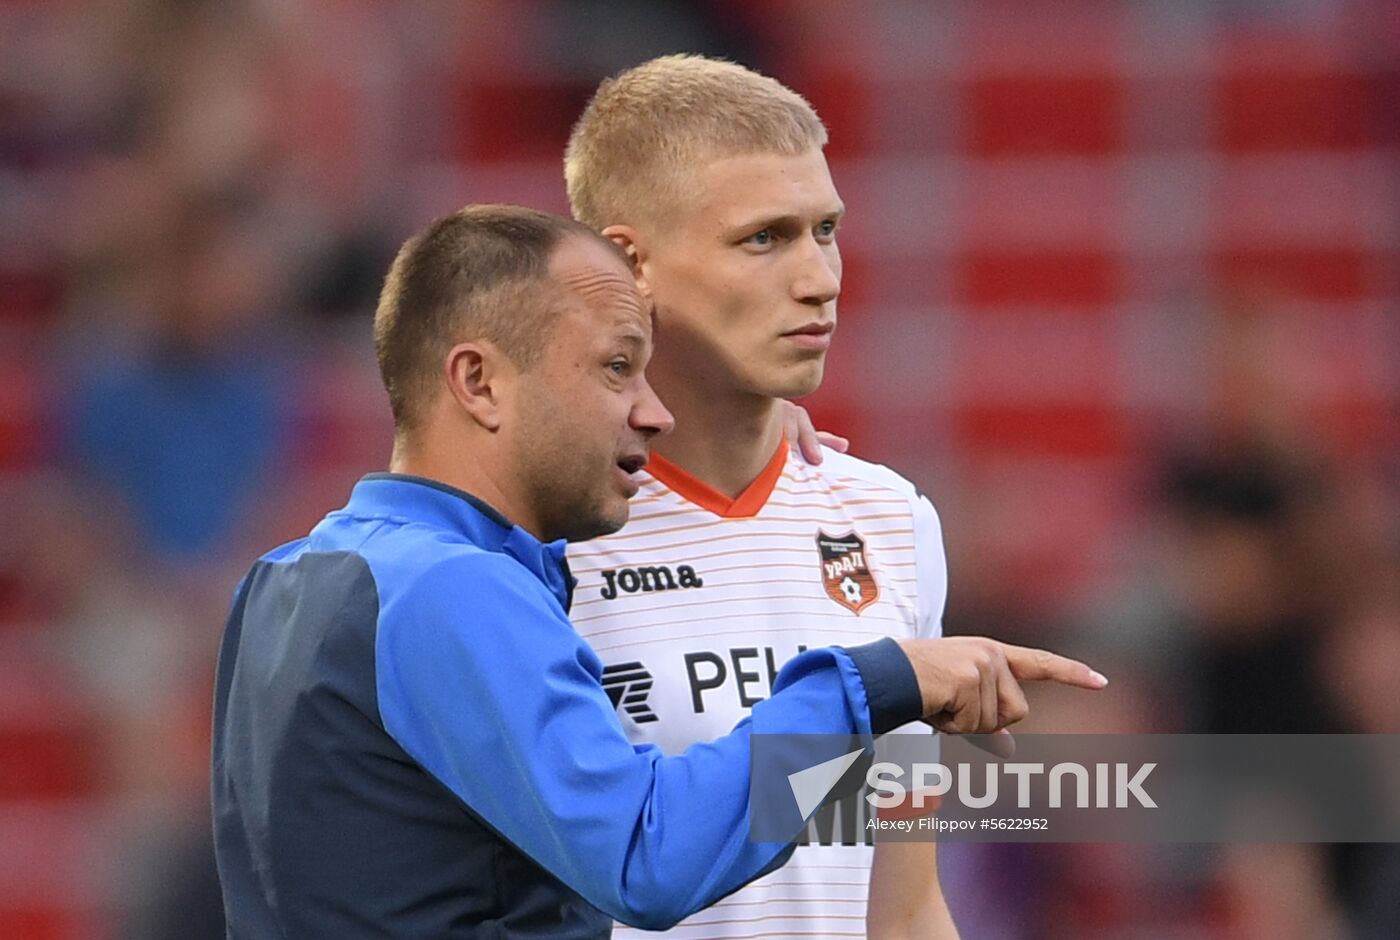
left=565, top=55, right=827, bottom=230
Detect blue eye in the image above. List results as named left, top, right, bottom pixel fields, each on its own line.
left=747, top=229, right=772, bottom=246
left=609, top=359, right=628, bottom=375
left=817, top=220, right=837, bottom=239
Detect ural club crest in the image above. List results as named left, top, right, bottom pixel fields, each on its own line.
left=816, top=530, right=878, bottom=614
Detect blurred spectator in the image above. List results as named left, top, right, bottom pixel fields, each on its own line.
left=60, top=197, right=296, bottom=563
left=1158, top=438, right=1340, bottom=734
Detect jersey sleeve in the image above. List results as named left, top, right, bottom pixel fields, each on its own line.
left=911, top=493, right=948, bottom=640
left=371, top=552, right=922, bottom=931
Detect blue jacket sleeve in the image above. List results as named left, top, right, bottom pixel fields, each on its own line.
left=373, top=551, right=920, bottom=930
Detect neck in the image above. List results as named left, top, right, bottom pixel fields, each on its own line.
left=650, top=380, right=785, bottom=499
left=389, top=432, right=542, bottom=538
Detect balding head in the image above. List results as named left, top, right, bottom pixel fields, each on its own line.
left=374, top=204, right=610, bottom=437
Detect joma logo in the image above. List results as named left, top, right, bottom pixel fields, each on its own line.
left=600, top=564, right=704, bottom=600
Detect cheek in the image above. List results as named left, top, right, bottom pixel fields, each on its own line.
left=559, top=385, right=622, bottom=455
left=700, top=278, right=768, bottom=341
left=661, top=254, right=748, bottom=319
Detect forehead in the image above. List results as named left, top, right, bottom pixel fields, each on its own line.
left=548, top=235, right=649, bottom=333
left=683, top=148, right=841, bottom=227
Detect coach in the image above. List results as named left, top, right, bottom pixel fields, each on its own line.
left=211, top=205, right=1104, bottom=938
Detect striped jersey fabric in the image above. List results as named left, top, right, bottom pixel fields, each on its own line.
left=568, top=444, right=947, bottom=939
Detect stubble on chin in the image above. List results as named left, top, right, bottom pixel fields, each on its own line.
left=529, top=463, right=631, bottom=543
left=548, top=499, right=628, bottom=543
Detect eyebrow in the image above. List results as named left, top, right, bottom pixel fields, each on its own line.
left=722, top=205, right=846, bottom=239
left=614, top=326, right=647, bottom=351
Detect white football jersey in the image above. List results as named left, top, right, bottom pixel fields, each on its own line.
left=568, top=444, right=947, bottom=939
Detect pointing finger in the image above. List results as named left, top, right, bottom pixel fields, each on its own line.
left=1001, top=644, right=1108, bottom=690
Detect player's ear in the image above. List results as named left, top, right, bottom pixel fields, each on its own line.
left=443, top=340, right=512, bottom=431
left=600, top=224, right=651, bottom=297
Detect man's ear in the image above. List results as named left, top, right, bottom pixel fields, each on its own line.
left=601, top=224, right=651, bottom=298
left=444, top=340, right=513, bottom=431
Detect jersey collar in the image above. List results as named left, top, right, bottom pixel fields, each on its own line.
left=644, top=440, right=788, bottom=519
left=350, top=472, right=577, bottom=610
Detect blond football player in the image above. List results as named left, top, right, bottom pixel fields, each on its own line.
left=562, top=55, right=957, bottom=935
left=564, top=55, right=959, bottom=939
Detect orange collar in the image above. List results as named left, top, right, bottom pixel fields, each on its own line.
left=645, top=440, right=788, bottom=518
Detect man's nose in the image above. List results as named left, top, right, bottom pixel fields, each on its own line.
left=631, top=376, right=675, bottom=438
left=792, top=237, right=841, bottom=306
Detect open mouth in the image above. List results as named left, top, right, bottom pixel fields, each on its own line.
left=616, top=454, right=647, bottom=475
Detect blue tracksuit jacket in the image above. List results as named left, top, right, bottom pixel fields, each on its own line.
left=211, top=473, right=922, bottom=937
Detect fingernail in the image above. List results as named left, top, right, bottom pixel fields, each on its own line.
left=1091, top=671, right=1109, bottom=687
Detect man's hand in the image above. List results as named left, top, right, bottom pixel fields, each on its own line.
left=895, top=637, right=1107, bottom=734
left=781, top=400, right=848, bottom=464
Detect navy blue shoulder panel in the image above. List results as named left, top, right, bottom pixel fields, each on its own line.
left=212, top=550, right=608, bottom=939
